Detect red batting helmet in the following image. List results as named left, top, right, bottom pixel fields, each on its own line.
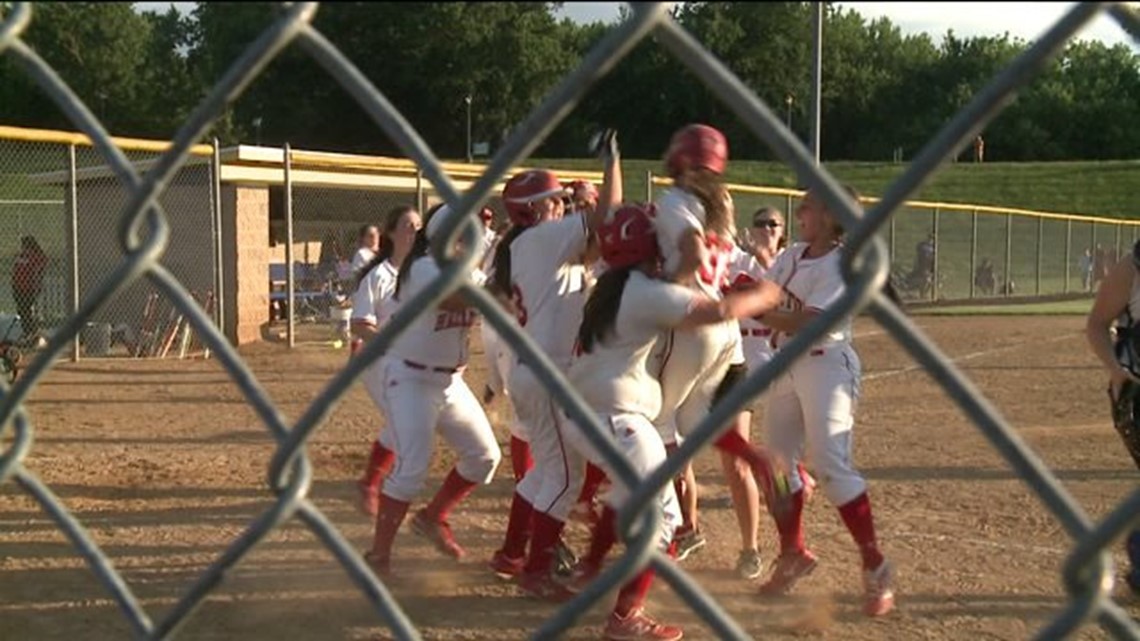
left=598, top=203, right=659, bottom=269
left=502, top=170, right=569, bottom=227
left=664, top=124, right=728, bottom=177
left=565, top=179, right=599, bottom=204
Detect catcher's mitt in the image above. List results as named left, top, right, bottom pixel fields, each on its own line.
left=1109, top=378, right=1140, bottom=470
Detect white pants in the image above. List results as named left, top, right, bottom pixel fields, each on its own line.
left=511, top=364, right=583, bottom=520
left=480, top=321, right=528, bottom=441
left=374, top=359, right=502, bottom=502
left=652, top=320, right=739, bottom=445
left=563, top=411, right=681, bottom=551
left=764, top=344, right=865, bottom=506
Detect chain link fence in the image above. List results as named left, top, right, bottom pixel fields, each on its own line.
left=1, top=2, right=1139, bottom=641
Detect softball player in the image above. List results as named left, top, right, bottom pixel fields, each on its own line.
left=651, top=125, right=782, bottom=561
left=563, top=202, right=785, bottom=641
left=756, top=186, right=894, bottom=617
left=351, top=205, right=422, bottom=517
left=1083, top=242, right=1140, bottom=594
left=363, top=204, right=502, bottom=577
left=488, top=155, right=616, bottom=600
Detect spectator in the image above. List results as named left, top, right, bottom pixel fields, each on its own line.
left=973, top=134, right=985, bottom=163
left=10, top=235, right=47, bottom=343
left=1079, top=248, right=1094, bottom=292
left=351, top=224, right=381, bottom=275
left=975, top=258, right=996, bottom=296
left=1093, top=244, right=1109, bottom=290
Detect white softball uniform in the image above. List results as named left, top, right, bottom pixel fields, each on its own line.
left=508, top=213, right=590, bottom=520
left=375, top=255, right=502, bottom=502
left=725, top=245, right=781, bottom=373
left=479, top=233, right=527, bottom=442
left=762, top=242, right=864, bottom=506
left=564, top=271, right=690, bottom=549
left=652, top=187, right=742, bottom=444
left=351, top=247, right=377, bottom=275
left=352, top=259, right=399, bottom=441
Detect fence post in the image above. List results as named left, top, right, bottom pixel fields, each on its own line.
left=284, top=143, right=295, bottom=349
left=1004, top=213, right=1013, bottom=298
left=1035, top=217, right=1043, bottom=296
left=969, top=209, right=977, bottom=299
left=1064, top=218, right=1071, bottom=294
left=645, top=170, right=653, bottom=202
left=212, top=138, right=224, bottom=338
left=931, top=207, right=940, bottom=302
left=1116, top=223, right=1122, bottom=260
left=67, top=143, right=79, bottom=362
left=888, top=213, right=896, bottom=267
left=415, top=168, right=424, bottom=212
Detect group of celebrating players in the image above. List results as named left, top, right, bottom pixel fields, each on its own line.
left=345, top=123, right=895, bottom=641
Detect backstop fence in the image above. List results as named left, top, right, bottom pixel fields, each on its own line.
left=0, top=3, right=1138, bottom=640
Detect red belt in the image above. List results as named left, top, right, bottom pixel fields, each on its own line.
left=741, top=328, right=772, bottom=337
left=403, top=359, right=462, bottom=374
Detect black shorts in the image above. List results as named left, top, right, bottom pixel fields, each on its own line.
left=713, top=362, right=749, bottom=406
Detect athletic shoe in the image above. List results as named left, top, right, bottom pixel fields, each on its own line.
left=735, top=548, right=763, bottom=580
left=517, top=570, right=576, bottom=603
left=567, top=559, right=602, bottom=593
left=363, top=550, right=392, bottom=579
left=409, top=510, right=465, bottom=560
left=356, top=480, right=379, bottom=517
left=863, top=559, right=896, bottom=617
left=553, top=537, right=579, bottom=578
left=672, top=527, right=706, bottom=562
left=757, top=549, right=818, bottom=596
left=603, top=607, right=684, bottom=641
left=488, top=550, right=525, bottom=579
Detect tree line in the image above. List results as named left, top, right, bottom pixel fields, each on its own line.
left=1, top=2, right=1138, bottom=162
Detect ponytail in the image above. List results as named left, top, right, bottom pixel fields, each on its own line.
left=577, top=266, right=633, bottom=354
left=490, top=225, right=529, bottom=298
left=683, top=168, right=732, bottom=238
left=394, top=203, right=447, bottom=301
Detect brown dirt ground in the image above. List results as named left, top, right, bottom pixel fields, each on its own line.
left=1, top=315, right=1138, bottom=641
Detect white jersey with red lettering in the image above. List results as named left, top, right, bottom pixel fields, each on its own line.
left=508, top=212, right=591, bottom=520
left=724, top=245, right=781, bottom=372
left=763, top=242, right=851, bottom=351
left=651, top=186, right=740, bottom=443
left=387, top=255, right=479, bottom=371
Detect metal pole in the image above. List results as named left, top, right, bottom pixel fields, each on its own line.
left=969, top=209, right=978, bottom=299
left=284, top=143, right=295, bottom=349
left=212, top=138, right=224, bottom=338
left=415, top=169, right=424, bottom=212
left=67, top=144, right=79, bottom=362
left=810, top=1, right=823, bottom=165
left=1064, top=219, right=1071, bottom=294
left=1004, top=214, right=1013, bottom=298
left=465, top=95, right=473, bottom=163
left=1035, top=217, right=1043, bottom=296
left=931, top=208, right=940, bottom=301
left=888, top=214, right=896, bottom=267
left=645, top=170, right=653, bottom=202
left=1116, top=223, right=1122, bottom=260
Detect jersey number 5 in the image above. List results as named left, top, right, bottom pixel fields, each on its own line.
left=510, top=284, right=528, bottom=327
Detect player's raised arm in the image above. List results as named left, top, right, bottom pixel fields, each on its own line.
left=586, top=128, right=623, bottom=233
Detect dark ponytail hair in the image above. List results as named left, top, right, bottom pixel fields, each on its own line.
left=354, top=205, right=418, bottom=290
left=394, top=203, right=444, bottom=301
left=577, top=266, right=634, bottom=354
left=490, top=224, right=530, bottom=298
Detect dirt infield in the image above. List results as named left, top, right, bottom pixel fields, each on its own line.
left=1, top=315, right=1137, bottom=640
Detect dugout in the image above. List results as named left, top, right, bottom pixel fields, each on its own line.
left=31, top=145, right=601, bottom=349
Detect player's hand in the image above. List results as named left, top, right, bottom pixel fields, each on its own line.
left=589, top=128, right=619, bottom=161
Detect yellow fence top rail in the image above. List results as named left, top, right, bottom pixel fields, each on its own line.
left=650, top=176, right=1140, bottom=227
left=0, top=125, right=215, bottom=156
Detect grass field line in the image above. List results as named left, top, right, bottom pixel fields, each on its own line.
left=863, top=333, right=1075, bottom=382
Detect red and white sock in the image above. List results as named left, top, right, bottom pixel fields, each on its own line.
left=369, top=494, right=411, bottom=562
left=838, top=492, right=885, bottom=570
left=523, top=511, right=566, bottom=576
left=509, top=436, right=533, bottom=484
left=360, top=440, right=395, bottom=490
left=421, top=467, right=477, bottom=523
left=776, top=489, right=807, bottom=555
left=498, top=491, right=534, bottom=559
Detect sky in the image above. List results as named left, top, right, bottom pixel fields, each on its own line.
left=134, top=2, right=1140, bottom=52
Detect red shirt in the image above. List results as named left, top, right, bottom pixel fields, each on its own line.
left=12, top=249, right=47, bottom=293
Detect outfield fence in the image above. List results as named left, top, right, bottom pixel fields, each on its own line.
left=1, top=2, right=1139, bottom=641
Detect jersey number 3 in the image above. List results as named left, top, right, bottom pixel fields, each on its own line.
left=510, top=284, right=528, bottom=327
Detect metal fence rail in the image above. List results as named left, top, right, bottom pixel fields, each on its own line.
left=0, top=2, right=1138, bottom=641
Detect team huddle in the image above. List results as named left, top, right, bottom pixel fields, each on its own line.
left=345, top=124, right=894, bottom=641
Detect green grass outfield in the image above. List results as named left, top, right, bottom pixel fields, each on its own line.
left=530, top=158, right=1140, bottom=221
left=908, top=297, right=1094, bottom=316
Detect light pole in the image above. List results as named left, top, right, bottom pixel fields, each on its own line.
left=253, top=116, right=263, bottom=146
left=785, top=94, right=794, bottom=131
left=464, top=94, right=473, bottom=163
